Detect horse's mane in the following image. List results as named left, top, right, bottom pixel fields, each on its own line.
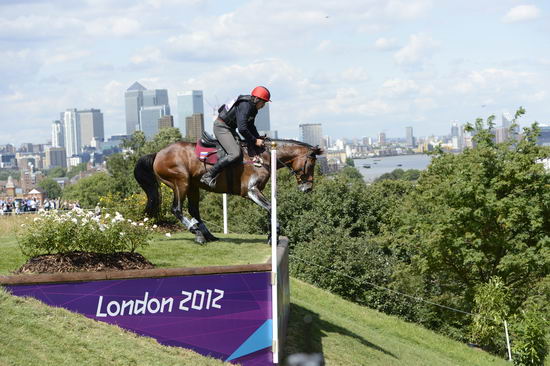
left=269, top=139, right=323, bottom=155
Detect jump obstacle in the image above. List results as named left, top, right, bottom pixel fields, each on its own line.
left=1, top=144, right=290, bottom=365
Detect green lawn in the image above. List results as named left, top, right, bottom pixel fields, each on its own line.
left=0, top=215, right=512, bottom=365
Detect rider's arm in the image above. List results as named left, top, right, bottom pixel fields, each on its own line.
left=236, top=102, right=258, bottom=143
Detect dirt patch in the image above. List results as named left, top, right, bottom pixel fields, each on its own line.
left=14, top=252, right=155, bottom=274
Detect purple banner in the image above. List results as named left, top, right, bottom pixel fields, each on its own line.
left=6, top=272, right=273, bottom=365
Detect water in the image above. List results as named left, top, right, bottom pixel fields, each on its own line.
left=354, top=154, right=433, bottom=182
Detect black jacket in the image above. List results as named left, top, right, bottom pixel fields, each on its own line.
left=218, top=95, right=260, bottom=143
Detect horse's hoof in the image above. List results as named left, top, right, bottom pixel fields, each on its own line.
left=195, top=234, right=207, bottom=245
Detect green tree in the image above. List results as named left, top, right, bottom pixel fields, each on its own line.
left=387, top=110, right=550, bottom=337
left=63, top=173, right=116, bottom=207
left=67, top=163, right=87, bottom=179
left=345, top=157, right=355, bottom=167
left=37, top=178, right=63, bottom=199
left=46, top=166, right=66, bottom=178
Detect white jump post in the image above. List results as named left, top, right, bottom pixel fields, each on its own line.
left=222, top=193, right=228, bottom=234
left=504, top=320, right=513, bottom=362
left=270, top=141, right=279, bottom=364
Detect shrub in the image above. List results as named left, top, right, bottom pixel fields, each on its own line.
left=17, top=208, right=153, bottom=256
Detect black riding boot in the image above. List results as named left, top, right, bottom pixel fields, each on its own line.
left=200, top=155, right=233, bottom=188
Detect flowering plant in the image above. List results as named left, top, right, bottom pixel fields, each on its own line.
left=17, top=208, right=153, bottom=257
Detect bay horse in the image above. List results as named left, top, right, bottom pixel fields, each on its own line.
left=134, top=139, right=323, bottom=244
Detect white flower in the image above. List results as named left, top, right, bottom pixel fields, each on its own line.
left=104, top=213, right=111, bottom=219
left=120, top=232, right=125, bottom=236
left=138, top=223, right=144, bottom=226
left=153, top=224, right=158, bottom=229
left=71, top=218, right=78, bottom=223
left=143, top=218, right=149, bottom=222
left=165, top=233, right=171, bottom=237
left=131, top=222, right=137, bottom=226
left=20, top=224, right=26, bottom=227
left=33, top=218, right=40, bottom=222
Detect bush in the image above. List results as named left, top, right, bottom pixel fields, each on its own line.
left=511, top=303, right=549, bottom=366
left=17, top=209, right=153, bottom=256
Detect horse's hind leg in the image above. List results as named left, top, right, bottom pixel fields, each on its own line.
left=171, top=183, right=206, bottom=245
left=187, top=184, right=218, bottom=242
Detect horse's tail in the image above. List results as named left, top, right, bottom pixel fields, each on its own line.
left=134, top=153, right=161, bottom=218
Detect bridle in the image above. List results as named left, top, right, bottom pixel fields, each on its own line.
left=265, top=139, right=315, bottom=185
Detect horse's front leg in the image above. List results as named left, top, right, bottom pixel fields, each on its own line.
left=247, top=186, right=279, bottom=244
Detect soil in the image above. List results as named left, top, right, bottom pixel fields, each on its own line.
left=14, top=252, right=155, bottom=274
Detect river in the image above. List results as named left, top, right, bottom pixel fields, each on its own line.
left=354, top=154, right=433, bottom=182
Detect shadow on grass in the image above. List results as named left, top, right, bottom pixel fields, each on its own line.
left=221, top=237, right=268, bottom=245
left=284, top=303, right=398, bottom=362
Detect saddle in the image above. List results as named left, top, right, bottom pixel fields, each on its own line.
left=194, top=131, right=264, bottom=166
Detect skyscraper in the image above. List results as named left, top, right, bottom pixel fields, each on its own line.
left=140, top=105, right=168, bottom=139
left=177, top=90, right=204, bottom=135
left=405, top=126, right=415, bottom=147
left=45, top=147, right=67, bottom=169
left=378, top=132, right=386, bottom=146
left=51, top=120, right=64, bottom=148
left=125, top=81, right=146, bottom=135
left=63, top=109, right=81, bottom=158
left=186, top=113, right=205, bottom=140
left=79, top=109, right=104, bottom=148
left=299, top=123, right=323, bottom=147
left=158, top=115, right=174, bottom=130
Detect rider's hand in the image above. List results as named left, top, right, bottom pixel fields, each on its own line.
left=255, top=139, right=264, bottom=147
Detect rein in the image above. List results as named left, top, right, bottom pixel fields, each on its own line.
left=264, top=139, right=314, bottom=184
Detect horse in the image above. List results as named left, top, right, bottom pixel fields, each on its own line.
left=133, top=139, right=323, bottom=244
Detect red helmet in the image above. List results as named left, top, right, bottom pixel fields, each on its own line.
left=251, top=86, right=271, bottom=102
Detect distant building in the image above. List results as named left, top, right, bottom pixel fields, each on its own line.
left=45, top=147, right=67, bottom=169
left=186, top=113, right=205, bottom=141
left=51, top=120, right=64, bottom=148
left=177, top=90, right=204, bottom=136
left=405, top=127, right=415, bottom=148
left=125, top=82, right=171, bottom=137
left=63, top=108, right=81, bottom=159
left=79, top=109, right=104, bottom=148
left=140, top=105, right=168, bottom=139
left=299, top=123, right=323, bottom=147
left=0, top=153, right=16, bottom=168
left=158, top=115, right=174, bottom=130
left=378, top=132, right=386, bottom=146
left=125, top=81, right=147, bottom=135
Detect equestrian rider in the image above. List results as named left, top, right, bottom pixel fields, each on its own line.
left=200, top=86, right=271, bottom=188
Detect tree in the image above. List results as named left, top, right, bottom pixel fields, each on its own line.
left=37, top=178, right=63, bottom=199
left=46, top=166, right=66, bottom=178
left=390, top=110, right=550, bottom=319
left=67, top=163, right=87, bottom=179
left=63, top=173, right=116, bottom=207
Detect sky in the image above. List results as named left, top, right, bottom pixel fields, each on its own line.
left=1, top=0, right=549, bottom=145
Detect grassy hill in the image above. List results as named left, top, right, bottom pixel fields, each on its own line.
left=0, top=215, right=510, bottom=365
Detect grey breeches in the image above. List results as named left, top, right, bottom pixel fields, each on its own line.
left=213, top=120, right=242, bottom=163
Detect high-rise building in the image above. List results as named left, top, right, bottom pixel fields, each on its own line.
left=51, top=120, right=64, bottom=148
left=158, top=115, right=174, bottom=130
left=405, top=127, right=415, bottom=147
left=63, top=109, right=81, bottom=158
left=140, top=105, right=168, bottom=139
left=378, top=132, right=386, bottom=146
left=125, top=82, right=171, bottom=138
left=186, top=113, right=204, bottom=140
left=299, top=123, right=323, bottom=147
left=45, top=147, right=67, bottom=169
left=125, top=82, right=146, bottom=135
left=177, top=90, right=204, bottom=135
left=79, top=109, right=104, bottom=148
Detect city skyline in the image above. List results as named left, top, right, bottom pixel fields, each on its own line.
left=1, top=1, right=550, bottom=145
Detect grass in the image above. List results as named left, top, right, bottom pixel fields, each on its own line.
left=0, top=215, right=514, bottom=365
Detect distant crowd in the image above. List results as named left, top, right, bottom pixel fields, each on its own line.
left=0, top=198, right=81, bottom=215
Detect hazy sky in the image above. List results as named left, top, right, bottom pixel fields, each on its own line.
left=1, top=0, right=549, bottom=145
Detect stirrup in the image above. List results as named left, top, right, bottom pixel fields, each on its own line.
left=200, top=174, right=216, bottom=188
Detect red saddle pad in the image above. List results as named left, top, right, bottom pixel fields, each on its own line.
left=195, top=139, right=218, bottom=165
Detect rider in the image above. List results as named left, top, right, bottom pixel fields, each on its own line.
left=200, top=86, right=271, bottom=188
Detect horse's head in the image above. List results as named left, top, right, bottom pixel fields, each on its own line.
left=283, top=143, right=324, bottom=193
